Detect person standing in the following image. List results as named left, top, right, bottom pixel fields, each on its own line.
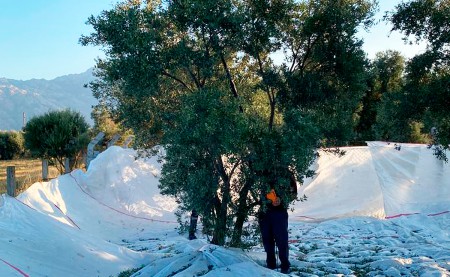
left=259, top=171, right=297, bottom=274
left=188, top=209, right=198, bottom=240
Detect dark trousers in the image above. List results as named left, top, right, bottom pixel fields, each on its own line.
left=259, top=209, right=290, bottom=271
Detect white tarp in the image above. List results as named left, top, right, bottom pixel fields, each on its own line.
left=2, top=145, right=449, bottom=276
left=367, top=141, right=450, bottom=218
left=292, top=142, right=450, bottom=221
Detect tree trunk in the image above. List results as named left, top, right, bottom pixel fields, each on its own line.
left=211, top=194, right=227, bottom=245
left=230, top=179, right=252, bottom=246
left=211, top=157, right=232, bottom=246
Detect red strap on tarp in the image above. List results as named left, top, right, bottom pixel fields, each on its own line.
left=0, top=258, right=30, bottom=277
left=69, top=172, right=178, bottom=224
left=53, top=203, right=81, bottom=230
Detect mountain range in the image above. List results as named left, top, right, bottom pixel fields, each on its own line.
left=0, top=69, right=98, bottom=131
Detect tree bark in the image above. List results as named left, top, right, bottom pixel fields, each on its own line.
left=220, top=53, right=244, bottom=113
left=211, top=156, right=232, bottom=245
left=230, top=179, right=252, bottom=246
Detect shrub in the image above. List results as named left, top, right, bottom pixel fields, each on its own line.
left=23, top=109, right=89, bottom=173
left=0, top=131, right=25, bottom=160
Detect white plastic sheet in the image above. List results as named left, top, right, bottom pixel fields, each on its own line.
left=367, top=142, right=450, bottom=217
left=292, top=142, right=450, bottom=221
left=292, top=146, right=385, bottom=221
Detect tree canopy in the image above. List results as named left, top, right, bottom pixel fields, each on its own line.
left=23, top=110, right=89, bottom=173
left=0, top=131, right=24, bottom=160
left=381, top=0, right=450, bottom=159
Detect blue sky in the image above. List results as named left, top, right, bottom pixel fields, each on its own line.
left=0, top=0, right=118, bottom=80
left=0, top=0, right=426, bottom=81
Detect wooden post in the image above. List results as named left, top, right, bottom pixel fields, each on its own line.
left=42, top=159, right=49, bottom=181
left=64, top=158, right=70, bottom=174
left=123, top=135, right=134, bottom=148
left=86, top=132, right=105, bottom=168
left=6, top=166, right=16, bottom=197
left=107, top=134, right=121, bottom=148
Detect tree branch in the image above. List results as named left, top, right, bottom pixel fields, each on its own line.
left=299, top=35, right=319, bottom=76
left=220, top=53, right=244, bottom=113
left=256, top=53, right=275, bottom=130
left=185, top=66, right=202, bottom=89
left=161, top=70, right=193, bottom=92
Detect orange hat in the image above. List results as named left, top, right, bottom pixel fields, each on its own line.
left=266, top=189, right=277, bottom=202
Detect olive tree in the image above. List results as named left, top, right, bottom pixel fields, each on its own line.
left=0, top=131, right=25, bottom=160
left=81, top=0, right=376, bottom=246
left=23, top=110, right=90, bottom=173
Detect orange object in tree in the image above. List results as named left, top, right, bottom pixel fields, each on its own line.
left=266, top=189, right=277, bottom=202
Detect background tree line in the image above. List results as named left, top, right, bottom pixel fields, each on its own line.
left=0, top=131, right=25, bottom=160
left=80, top=0, right=449, bottom=246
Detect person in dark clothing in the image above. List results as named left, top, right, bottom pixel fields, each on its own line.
left=259, top=172, right=297, bottom=274
left=188, top=209, right=198, bottom=240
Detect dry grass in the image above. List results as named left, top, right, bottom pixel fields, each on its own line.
left=0, top=159, right=60, bottom=195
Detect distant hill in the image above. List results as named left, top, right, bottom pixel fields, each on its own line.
left=0, top=69, right=97, bottom=131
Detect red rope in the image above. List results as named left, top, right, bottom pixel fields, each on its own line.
left=53, top=203, right=81, bottom=230
left=289, top=234, right=401, bottom=244
left=295, top=215, right=317, bottom=220
left=295, top=211, right=449, bottom=221
left=427, top=210, right=449, bottom=216
left=385, top=213, right=420, bottom=219
left=0, top=258, right=30, bottom=277
left=14, top=197, right=38, bottom=212
left=69, top=173, right=178, bottom=224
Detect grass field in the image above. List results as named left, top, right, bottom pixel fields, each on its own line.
left=0, top=159, right=59, bottom=195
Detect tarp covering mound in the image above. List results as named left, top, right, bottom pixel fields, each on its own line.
left=292, top=141, right=450, bottom=221
left=17, top=146, right=179, bottom=241
left=1, top=144, right=449, bottom=276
